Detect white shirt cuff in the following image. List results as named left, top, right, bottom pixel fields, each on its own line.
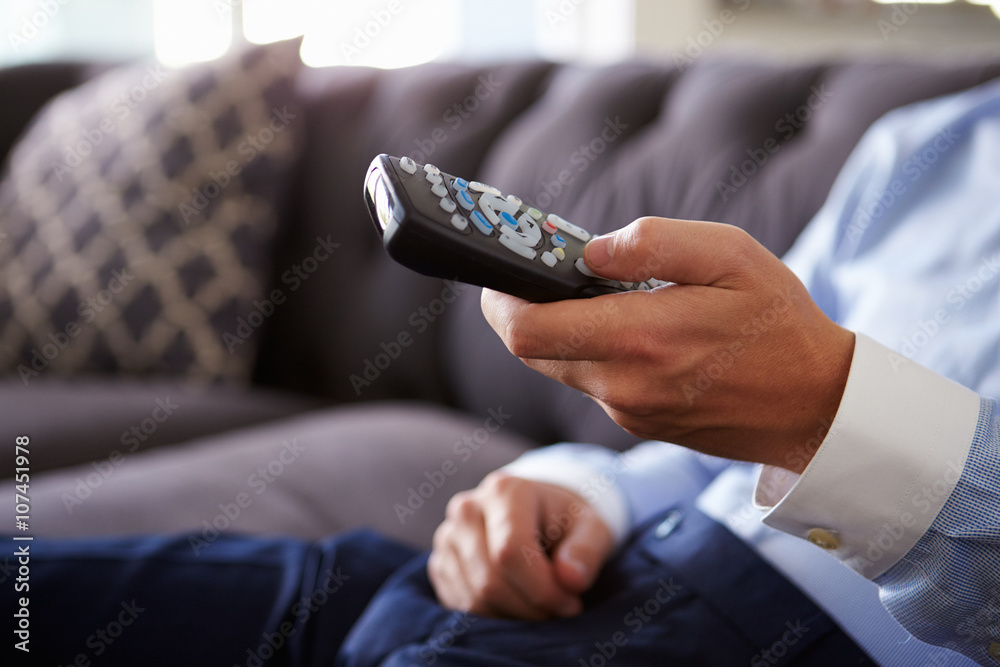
left=502, top=450, right=631, bottom=543
left=755, top=333, right=980, bottom=579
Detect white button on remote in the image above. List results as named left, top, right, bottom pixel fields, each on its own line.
left=575, top=257, right=598, bottom=277
left=548, top=214, right=591, bottom=243
left=431, top=182, right=448, bottom=198
left=440, top=198, right=457, bottom=213
left=478, top=192, right=520, bottom=226
left=469, top=181, right=502, bottom=197
left=498, top=232, right=537, bottom=260
left=400, top=157, right=418, bottom=174
left=503, top=212, right=541, bottom=247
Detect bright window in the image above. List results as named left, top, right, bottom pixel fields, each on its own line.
left=1, top=0, right=636, bottom=68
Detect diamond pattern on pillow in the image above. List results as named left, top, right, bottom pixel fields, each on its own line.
left=0, top=41, right=303, bottom=385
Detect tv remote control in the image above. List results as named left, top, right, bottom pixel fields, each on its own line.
left=364, top=154, right=665, bottom=303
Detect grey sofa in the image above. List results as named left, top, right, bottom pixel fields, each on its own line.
left=2, top=44, right=1000, bottom=547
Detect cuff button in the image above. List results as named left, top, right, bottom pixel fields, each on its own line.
left=807, top=528, right=840, bottom=550
left=988, top=642, right=1000, bottom=661
left=654, top=509, right=684, bottom=540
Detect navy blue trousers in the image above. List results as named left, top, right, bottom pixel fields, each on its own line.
left=5, top=506, right=873, bottom=666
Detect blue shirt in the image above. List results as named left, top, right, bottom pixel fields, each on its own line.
left=507, top=77, right=1000, bottom=665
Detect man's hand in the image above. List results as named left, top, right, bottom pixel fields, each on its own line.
left=482, top=217, right=856, bottom=474
left=428, top=472, right=614, bottom=620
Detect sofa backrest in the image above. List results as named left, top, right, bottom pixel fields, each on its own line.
left=253, top=56, right=1000, bottom=448
left=5, top=53, right=1000, bottom=449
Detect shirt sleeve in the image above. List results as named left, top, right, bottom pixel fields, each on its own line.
left=755, top=332, right=1000, bottom=664
left=876, top=400, right=1000, bottom=664
left=755, top=332, right=980, bottom=577
left=503, top=442, right=730, bottom=544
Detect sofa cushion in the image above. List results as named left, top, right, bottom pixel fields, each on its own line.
left=0, top=377, right=321, bottom=478
left=0, top=40, right=303, bottom=385
left=5, top=403, right=534, bottom=548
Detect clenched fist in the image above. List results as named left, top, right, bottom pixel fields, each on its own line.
left=428, top=472, right=615, bottom=620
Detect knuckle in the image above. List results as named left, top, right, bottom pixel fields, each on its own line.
left=621, top=217, right=672, bottom=278
left=626, top=217, right=661, bottom=257
left=445, top=492, right=478, bottom=521
left=720, top=225, right=760, bottom=273
left=427, top=549, right=445, bottom=579
left=481, top=471, right=521, bottom=496
left=630, top=216, right=661, bottom=239
left=431, top=523, right=452, bottom=551
left=503, top=321, right=540, bottom=359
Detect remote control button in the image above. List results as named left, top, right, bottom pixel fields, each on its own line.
left=456, top=190, right=475, bottom=211
left=552, top=247, right=566, bottom=261
left=431, top=182, right=448, bottom=198
left=451, top=214, right=468, bottom=231
left=500, top=214, right=543, bottom=249
left=426, top=172, right=443, bottom=185
left=453, top=178, right=469, bottom=191
left=499, top=232, right=537, bottom=260
left=470, top=211, right=492, bottom=235
left=541, top=251, right=557, bottom=267
left=478, top=192, right=520, bottom=226
left=506, top=194, right=522, bottom=208
left=424, top=164, right=441, bottom=176
left=499, top=212, right=518, bottom=230
left=647, top=278, right=669, bottom=289
left=551, top=234, right=567, bottom=249
left=548, top=214, right=591, bottom=242
left=399, top=157, right=417, bottom=174
left=516, top=213, right=542, bottom=246
left=527, top=207, right=543, bottom=221
left=575, top=257, right=599, bottom=277
left=541, top=219, right=558, bottom=235
left=469, top=181, right=502, bottom=197
left=440, top=197, right=457, bottom=213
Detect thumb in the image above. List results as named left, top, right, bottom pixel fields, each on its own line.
left=552, top=510, right=615, bottom=595
left=583, top=217, right=760, bottom=288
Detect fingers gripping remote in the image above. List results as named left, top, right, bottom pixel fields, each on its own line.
left=364, top=154, right=664, bottom=303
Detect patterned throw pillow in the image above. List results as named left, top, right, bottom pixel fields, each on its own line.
left=0, top=40, right=303, bottom=385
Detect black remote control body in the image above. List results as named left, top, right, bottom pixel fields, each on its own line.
left=364, top=154, right=663, bottom=303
